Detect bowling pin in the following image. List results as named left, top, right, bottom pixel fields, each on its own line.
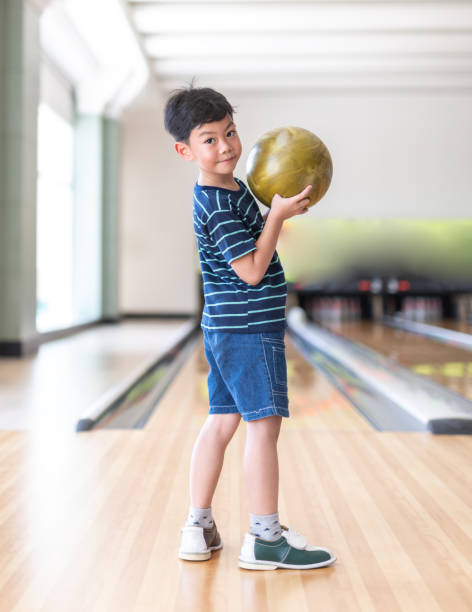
left=404, top=297, right=412, bottom=319
left=418, top=297, right=426, bottom=322
left=320, top=298, right=327, bottom=322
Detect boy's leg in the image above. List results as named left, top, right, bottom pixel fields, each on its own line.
left=179, top=413, right=241, bottom=561
left=189, top=413, right=241, bottom=508
left=239, top=414, right=336, bottom=570
left=243, top=415, right=282, bottom=515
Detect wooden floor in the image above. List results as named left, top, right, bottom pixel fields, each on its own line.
left=0, top=333, right=471, bottom=611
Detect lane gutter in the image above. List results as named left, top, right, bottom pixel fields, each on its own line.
left=76, top=319, right=200, bottom=431
left=383, top=316, right=472, bottom=352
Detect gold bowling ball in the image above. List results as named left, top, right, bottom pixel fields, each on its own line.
left=246, top=126, right=333, bottom=208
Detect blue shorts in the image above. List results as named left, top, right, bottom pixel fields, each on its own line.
left=202, top=330, right=290, bottom=422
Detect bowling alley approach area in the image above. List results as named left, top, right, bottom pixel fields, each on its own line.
left=2, top=1, right=472, bottom=611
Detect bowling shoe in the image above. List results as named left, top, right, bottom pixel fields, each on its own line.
left=178, top=521, right=223, bottom=561
left=238, top=524, right=336, bottom=570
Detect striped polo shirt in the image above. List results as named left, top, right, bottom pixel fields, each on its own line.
left=193, top=177, right=287, bottom=333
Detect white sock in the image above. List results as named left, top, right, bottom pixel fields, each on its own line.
left=186, top=505, right=214, bottom=529
left=250, top=511, right=282, bottom=541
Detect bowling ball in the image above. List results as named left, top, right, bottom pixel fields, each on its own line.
left=246, top=126, right=333, bottom=208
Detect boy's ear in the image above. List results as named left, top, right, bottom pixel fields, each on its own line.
left=174, top=141, right=194, bottom=161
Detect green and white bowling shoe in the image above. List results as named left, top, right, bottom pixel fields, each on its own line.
left=238, top=524, right=336, bottom=570
left=178, top=522, right=223, bottom=561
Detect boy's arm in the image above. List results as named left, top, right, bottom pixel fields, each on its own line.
left=231, top=186, right=312, bottom=286
left=231, top=212, right=283, bottom=286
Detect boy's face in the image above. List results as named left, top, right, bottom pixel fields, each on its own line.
left=175, top=115, right=242, bottom=184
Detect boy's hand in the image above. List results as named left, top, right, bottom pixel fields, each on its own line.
left=270, top=185, right=312, bottom=222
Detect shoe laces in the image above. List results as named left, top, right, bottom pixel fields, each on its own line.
left=281, top=526, right=307, bottom=549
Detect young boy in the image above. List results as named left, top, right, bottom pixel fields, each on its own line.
left=164, top=85, right=336, bottom=571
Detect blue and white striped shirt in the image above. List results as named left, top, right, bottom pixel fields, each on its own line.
left=193, top=177, right=287, bottom=333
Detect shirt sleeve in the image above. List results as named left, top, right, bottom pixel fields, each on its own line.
left=204, top=198, right=257, bottom=266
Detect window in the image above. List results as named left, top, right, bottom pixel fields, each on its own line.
left=36, top=103, right=75, bottom=332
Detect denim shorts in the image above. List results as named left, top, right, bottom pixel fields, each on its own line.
left=202, top=330, right=289, bottom=422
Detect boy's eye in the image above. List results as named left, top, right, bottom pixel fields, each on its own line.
left=227, top=130, right=236, bottom=137
left=205, top=137, right=215, bottom=144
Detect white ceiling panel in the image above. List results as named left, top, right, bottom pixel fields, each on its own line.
left=131, top=3, right=472, bottom=32
left=155, top=56, right=472, bottom=74
left=126, top=1, right=472, bottom=91
left=144, top=33, right=472, bottom=57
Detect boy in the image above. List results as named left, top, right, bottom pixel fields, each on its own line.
left=164, top=85, right=336, bottom=570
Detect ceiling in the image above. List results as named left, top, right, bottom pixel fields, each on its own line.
left=126, top=0, right=472, bottom=93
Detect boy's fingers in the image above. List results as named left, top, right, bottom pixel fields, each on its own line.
left=296, top=197, right=310, bottom=207
left=294, top=185, right=312, bottom=202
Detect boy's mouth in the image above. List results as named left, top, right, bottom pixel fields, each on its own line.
left=220, top=156, right=235, bottom=163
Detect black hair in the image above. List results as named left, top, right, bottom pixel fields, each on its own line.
left=163, top=80, right=235, bottom=142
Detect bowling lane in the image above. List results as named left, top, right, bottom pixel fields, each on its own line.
left=285, top=334, right=372, bottom=429
left=322, top=320, right=472, bottom=401
left=436, top=319, right=472, bottom=334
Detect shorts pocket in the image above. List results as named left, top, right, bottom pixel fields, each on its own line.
left=262, top=338, right=288, bottom=395
left=273, top=347, right=287, bottom=388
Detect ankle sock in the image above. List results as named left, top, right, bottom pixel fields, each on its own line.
left=186, top=505, right=214, bottom=529
left=250, top=511, right=283, bottom=541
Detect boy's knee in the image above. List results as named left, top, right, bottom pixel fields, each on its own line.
left=246, top=415, right=282, bottom=440
left=204, top=414, right=241, bottom=444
